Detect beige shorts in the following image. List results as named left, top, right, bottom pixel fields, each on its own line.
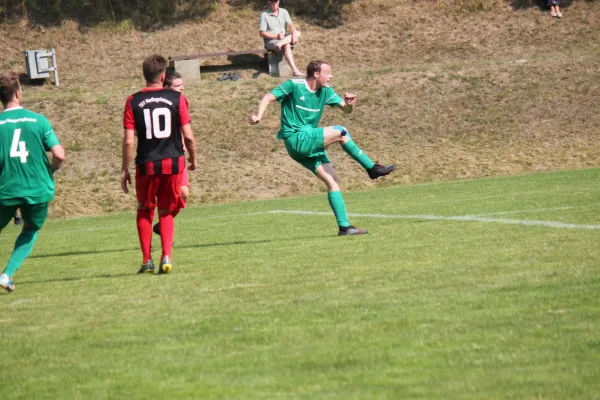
left=264, top=34, right=291, bottom=52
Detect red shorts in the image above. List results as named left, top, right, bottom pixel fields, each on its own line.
left=136, top=172, right=184, bottom=211
left=181, top=166, right=189, bottom=188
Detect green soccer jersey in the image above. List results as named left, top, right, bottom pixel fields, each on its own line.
left=0, top=107, right=60, bottom=206
left=271, top=79, right=343, bottom=139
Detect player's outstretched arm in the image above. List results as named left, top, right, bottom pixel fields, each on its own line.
left=249, top=93, right=277, bottom=125
left=181, top=124, right=197, bottom=171
left=338, top=93, right=357, bottom=114
left=49, top=144, right=65, bottom=173
left=121, top=129, right=135, bottom=193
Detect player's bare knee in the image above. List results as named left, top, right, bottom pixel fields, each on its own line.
left=180, top=187, right=189, bottom=201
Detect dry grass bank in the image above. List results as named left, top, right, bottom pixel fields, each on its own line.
left=1, top=0, right=599, bottom=217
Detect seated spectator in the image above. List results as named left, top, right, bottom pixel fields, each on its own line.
left=259, top=0, right=304, bottom=76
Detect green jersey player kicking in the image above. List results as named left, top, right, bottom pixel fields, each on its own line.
left=0, top=72, right=65, bottom=292
left=249, top=60, right=395, bottom=236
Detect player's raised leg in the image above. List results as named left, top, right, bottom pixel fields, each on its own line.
left=323, top=126, right=396, bottom=180
left=315, top=163, right=368, bottom=236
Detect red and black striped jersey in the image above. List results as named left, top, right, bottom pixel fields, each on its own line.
left=123, top=87, right=191, bottom=175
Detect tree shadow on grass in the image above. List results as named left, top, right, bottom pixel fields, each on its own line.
left=29, top=234, right=324, bottom=259
left=20, top=234, right=325, bottom=285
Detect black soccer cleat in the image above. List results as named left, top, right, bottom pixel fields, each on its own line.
left=367, top=162, right=396, bottom=180
left=137, top=259, right=155, bottom=274
left=13, top=215, right=23, bottom=225
left=338, top=225, right=369, bottom=236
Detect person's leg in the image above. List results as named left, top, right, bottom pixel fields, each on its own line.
left=154, top=168, right=188, bottom=234
left=13, top=210, right=23, bottom=225
left=177, top=168, right=190, bottom=214
left=135, top=173, right=158, bottom=273
left=0, top=205, right=15, bottom=234
left=157, top=208, right=174, bottom=264
left=274, top=36, right=292, bottom=51
left=180, top=186, right=189, bottom=203
left=282, top=44, right=305, bottom=76
left=549, top=0, right=559, bottom=16
left=137, top=205, right=155, bottom=264
left=323, top=126, right=396, bottom=179
left=316, top=163, right=346, bottom=226
left=155, top=173, right=182, bottom=274
left=315, top=163, right=368, bottom=236
left=1, top=203, right=47, bottom=291
left=0, top=206, right=17, bottom=291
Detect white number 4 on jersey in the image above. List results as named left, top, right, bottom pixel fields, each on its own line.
left=10, top=128, right=29, bottom=163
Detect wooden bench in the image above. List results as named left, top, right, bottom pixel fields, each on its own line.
left=169, top=49, right=292, bottom=81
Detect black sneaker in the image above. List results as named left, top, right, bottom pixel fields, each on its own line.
left=158, top=255, right=173, bottom=274
left=338, top=225, right=369, bottom=236
left=137, top=259, right=155, bottom=274
left=13, top=215, right=23, bottom=225
left=367, top=162, right=396, bottom=180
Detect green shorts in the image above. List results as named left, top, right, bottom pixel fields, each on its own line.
left=283, top=128, right=331, bottom=174
left=0, top=203, right=49, bottom=231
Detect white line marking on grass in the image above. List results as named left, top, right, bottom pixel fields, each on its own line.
left=473, top=205, right=599, bottom=217
left=268, top=210, right=600, bottom=230
left=44, top=223, right=132, bottom=236
left=11, top=299, right=33, bottom=305
left=473, top=206, right=575, bottom=216
left=188, top=212, right=268, bottom=222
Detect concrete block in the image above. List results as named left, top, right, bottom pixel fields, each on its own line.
left=268, top=51, right=292, bottom=78
left=170, top=58, right=200, bottom=81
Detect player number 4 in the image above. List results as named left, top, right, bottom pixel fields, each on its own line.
left=10, top=128, right=29, bottom=163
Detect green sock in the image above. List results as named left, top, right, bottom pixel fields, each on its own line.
left=3, top=229, right=38, bottom=277
left=341, top=137, right=375, bottom=170
left=328, top=191, right=350, bottom=228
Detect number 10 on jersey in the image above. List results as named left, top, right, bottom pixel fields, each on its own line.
left=143, top=107, right=172, bottom=139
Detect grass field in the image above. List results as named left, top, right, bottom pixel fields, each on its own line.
left=1, top=168, right=599, bottom=399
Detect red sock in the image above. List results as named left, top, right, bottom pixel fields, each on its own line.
left=137, top=208, right=154, bottom=263
left=159, top=212, right=174, bottom=259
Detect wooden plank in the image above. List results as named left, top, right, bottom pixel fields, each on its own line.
left=169, top=49, right=269, bottom=62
